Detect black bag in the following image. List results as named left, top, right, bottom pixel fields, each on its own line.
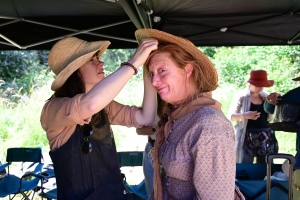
left=244, top=128, right=278, bottom=157
left=268, top=98, right=300, bottom=132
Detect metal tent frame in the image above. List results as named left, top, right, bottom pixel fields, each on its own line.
left=1, top=0, right=300, bottom=50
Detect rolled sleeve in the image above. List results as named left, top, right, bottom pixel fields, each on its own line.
left=106, top=100, right=142, bottom=128
left=40, top=94, right=90, bottom=150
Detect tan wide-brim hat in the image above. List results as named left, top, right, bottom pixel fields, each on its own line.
left=135, top=28, right=218, bottom=92
left=48, top=37, right=111, bottom=91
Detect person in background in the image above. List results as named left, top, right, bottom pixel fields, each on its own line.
left=136, top=95, right=165, bottom=198
left=135, top=28, right=244, bottom=200
left=228, top=70, right=278, bottom=164
left=264, top=76, right=300, bottom=168
left=40, top=36, right=158, bottom=200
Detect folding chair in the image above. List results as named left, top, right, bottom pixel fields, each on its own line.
left=118, top=151, right=147, bottom=200
left=39, top=168, right=57, bottom=200
left=0, top=147, right=45, bottom=200
left=39, top=188, right=57, bottom=200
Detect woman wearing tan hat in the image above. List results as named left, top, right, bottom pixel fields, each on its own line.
left=135, top=29, right=244, bottom=200
left=228, top=70, right=278, bottom=164
left=40, top=36, right=158, bottom=200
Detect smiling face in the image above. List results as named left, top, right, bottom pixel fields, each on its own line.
left=79, top=54, right=105, bottom=92
left=148, top=52, right=195, bottom=105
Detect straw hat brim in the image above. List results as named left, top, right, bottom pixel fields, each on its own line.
left=51, top=41, right=111, bottom=91
left=135, top=29, right=218, bottom=92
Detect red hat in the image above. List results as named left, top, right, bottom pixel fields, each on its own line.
left=247, top=70, right=274, bottom=87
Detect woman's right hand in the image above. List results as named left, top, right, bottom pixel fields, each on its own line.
left=243, top=111, right=260, bottom=120
left=266, top=92, right=281, bottom=105
left=127, top=38, right=158, bottom=69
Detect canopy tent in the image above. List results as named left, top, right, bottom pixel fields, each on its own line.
left=1, top=0, right=300, bottom=50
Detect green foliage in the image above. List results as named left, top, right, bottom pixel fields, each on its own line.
left=0, top=50, right=53, bottom=100
left=101, top=49, right=144, bottom=80
left=213, top=84, right=239, bottom=117
left=0, top=81, right=52, bottom=161
left=213, top=46, right=300, bottom=94
left=198, top=46, right=217, bottom=59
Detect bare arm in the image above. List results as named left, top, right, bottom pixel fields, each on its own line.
left=135, top=68, right=157, bottom=125
left=136, top=126, right=155, bottom=135
left=231, top=113, right=244, bottom=121
left=80, top=38, right=158, bottom=120
left=231, top=111, right=260, bottom=121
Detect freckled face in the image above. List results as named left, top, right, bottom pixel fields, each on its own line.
left=148, top=53, right=191, bottom=105
left=79, top=55, right=105, bottom=91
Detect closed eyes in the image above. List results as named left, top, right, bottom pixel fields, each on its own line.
left=89, top=51, right=100, bottom=62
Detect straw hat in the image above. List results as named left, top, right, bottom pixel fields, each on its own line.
left=247, top=70, right=274, bottom=87
left=135, top=28, right=218, bottom=92
left=48, top=37, right=111, bottom=91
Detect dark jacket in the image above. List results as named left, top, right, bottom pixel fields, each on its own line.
left=264, top=86, right=300, bottom=152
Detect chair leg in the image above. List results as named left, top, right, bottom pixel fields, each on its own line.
left=20, top=191, right=31, bottom=200
left=9, top=194, right=17, bottom=200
